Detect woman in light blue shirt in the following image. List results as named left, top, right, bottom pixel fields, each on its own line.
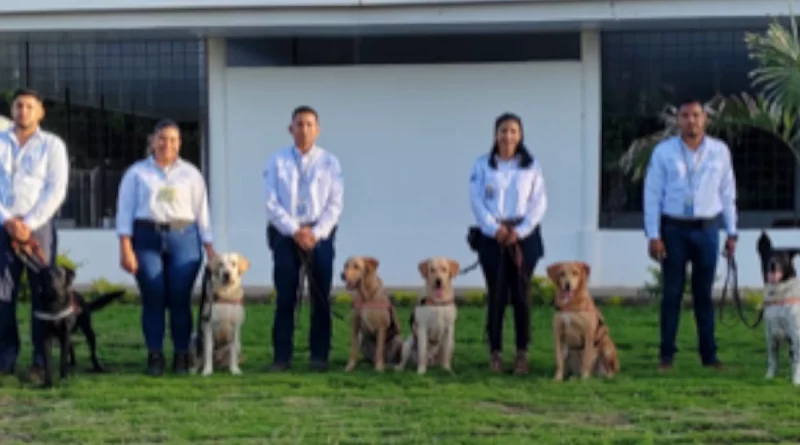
left=469, top=113, right=547, bottom=376
left=115, top=119, right=215, bottom=377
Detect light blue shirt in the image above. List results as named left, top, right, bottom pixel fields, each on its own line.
left=643, top=135, right=737, bottom=239
left=0, top=127, right=70, bottom=230
left=469, top=153, right=548, bottom=238
left=262, top=145, right=344, bottom=240
left=115, top=156, right=213, bottom=243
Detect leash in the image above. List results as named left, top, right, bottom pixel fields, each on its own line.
left=293, top=245, right=345, bottom=328
left=718, top=254, right=763, bottom=329
left=458, top=260, right=480, bottom=276
left=483, top=236, right=529, bottom=346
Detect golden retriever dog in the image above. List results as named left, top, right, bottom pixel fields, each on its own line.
left=341, top=256, right=402, bottom=372
left=395, top=257, right=459, bottom=375
left=191, top=252, right=250, bottom=376
left=546, top=261, right=619, bottom=381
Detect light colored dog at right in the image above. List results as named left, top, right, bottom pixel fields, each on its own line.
left=762, top=250, right=800, bottom=385
left=191, top=252, right=250, bottom=376
left=395, top=257, right=459, bottom=375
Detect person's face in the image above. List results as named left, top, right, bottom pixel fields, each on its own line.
left=678, top=102, right=707, bottom=138
left=289, top=111, right=319, bottom=150
left=153, top=126, right=181, bottom=164
left=495, top=119, right=522, bottom=157
left=11, top=95, right=44, bottom=131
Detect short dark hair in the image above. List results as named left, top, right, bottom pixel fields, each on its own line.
left=677, top=96, right=705, bottom=109
left=292, top=106, right=318, bottom=122
left=153, top=118, right=179, bottom=134
left=12, top=88, right=43, bottom=104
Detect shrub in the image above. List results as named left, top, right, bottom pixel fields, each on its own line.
left=640, top=265, right=719, bottom=302
left=86, top=278, right=138, bottom=304
left=530, top=275, right=556, bottom=306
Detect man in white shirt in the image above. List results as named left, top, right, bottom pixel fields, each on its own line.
left=643, top=97, right=737, bottom=372
left=263, top=106, right=344, bottom=372
left=0, top=89, right=70, bottom=382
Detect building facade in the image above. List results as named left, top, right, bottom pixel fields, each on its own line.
left=1, top=0, right=797, bottom=291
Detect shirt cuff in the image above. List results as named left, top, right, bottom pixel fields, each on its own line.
left=481, top=222, right=499, bottom=238
left=312, top=225, right=331, bottom=240
left=22, top=215, right=42, bottom=231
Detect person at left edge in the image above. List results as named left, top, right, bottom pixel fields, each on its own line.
left=116, top=119, right=215, bottom=377
left=264, top=105, right=344, bottom=372
left=0, top=88, right=70, bottom=384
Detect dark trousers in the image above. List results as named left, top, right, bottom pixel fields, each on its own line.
left=659, top=219, right=719, bottom=364
left=268, top=226, right=335, bottom=365
left=478, top=228, right=542, bottom=353
left=132, top=221, right=202, bottom=354
left=0, top=220, right=56, bottom=372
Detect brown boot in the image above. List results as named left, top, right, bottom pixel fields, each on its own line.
left=489, top=352, right=503, bottom=373
left=513, top=350, right=529, bottom=376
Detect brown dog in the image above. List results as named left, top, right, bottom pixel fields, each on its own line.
left=341, top=256, right=402, bottom=372
left=546, top=261, right=619, bottom=381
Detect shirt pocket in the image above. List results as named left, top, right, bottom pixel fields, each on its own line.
left=666, top=159, right=687, bottom=183
left=20, top=152, right=47, bottom=179
left=482, top=171, right=507, bottom=201
left=514, top=170, right=535, bottom=201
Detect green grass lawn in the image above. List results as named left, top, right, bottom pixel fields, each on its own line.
left=0, top=303, right=798, bottom=445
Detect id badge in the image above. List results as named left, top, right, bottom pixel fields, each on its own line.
left=297, top=202, right=308, bottom=217
left=683, top=195, right=694, bottom=218
left=156, top=186, right=177, bottom=203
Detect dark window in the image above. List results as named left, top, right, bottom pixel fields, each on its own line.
left=0, top=38, right=206, bottom=229
left=599, top=28, right=796, bottom=230
left=226, top=32, right=581, bottom=67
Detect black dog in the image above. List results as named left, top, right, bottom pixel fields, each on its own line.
left=34, top=265, right=125, bottom=387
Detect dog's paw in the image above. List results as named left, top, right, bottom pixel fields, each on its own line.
left=553, top=373, right=564, bottom=382
left=345, top=360, right=357, bottom=372
left=765, top=370, right=776, bottom=380
left=375, top=363, right=385, bottom=372
left=230, top=367, right=242, bottom=376
left=416, top=366, right=427, bottom=375
left=393, top=364, right=405, bottom=372
left=201, top=367, right=213, bottom=377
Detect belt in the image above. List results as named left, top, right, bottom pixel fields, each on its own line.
left=134, top=219, right=193, bottom=232
left=499, top=218, right=524, bottom=227
left=661, top=214, right=719, bottom=230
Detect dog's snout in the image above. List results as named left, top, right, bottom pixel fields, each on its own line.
left=434, top=278, right=442, bottom=288
left=221, top=271, right=231, bottom=283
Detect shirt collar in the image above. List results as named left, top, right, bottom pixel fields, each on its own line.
left=148, top=155, right=181, bottom=173
left=8, top=125, right=43, bottom=146
left=293, top=145, right=318, bottom=159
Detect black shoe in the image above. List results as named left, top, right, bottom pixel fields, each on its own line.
left=308, top=360, right=328, bottom=372
left=173, top=353, right=190, bottom=375
left=269, top=362, right=291, bottom=372
left=146, top=352, right=165, bottom=377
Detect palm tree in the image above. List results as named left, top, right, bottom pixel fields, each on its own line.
left=610, top=11, right=800, bottom=223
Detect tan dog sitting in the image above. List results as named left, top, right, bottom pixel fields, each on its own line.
left=547, top=261, right=619, bottom=381
left=341, top=256, right=402, bottom=372
left=191, top=252, right=250, bottom=376
left=395, top=257, right=459, bottom=375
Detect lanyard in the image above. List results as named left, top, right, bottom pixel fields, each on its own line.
left=293, top=147, right=312, bottom=190
left=680, top=140, right=704, bottom=196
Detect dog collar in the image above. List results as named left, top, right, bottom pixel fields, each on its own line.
left=215, top=297, right=244, bottom=305
left=34, top=294, right=82, bottom=321
left=420, top=297, right=454, bottom=306
left=766, top=297, right=800, bottom=306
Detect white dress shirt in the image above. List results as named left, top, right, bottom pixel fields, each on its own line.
left=643, top=135, right=738, bottom=239
left=263, top=145, right=344, bottom=240
left=0, top=127, right=70, bottom=231
left=469, top=153, right=548, bottom=238
left=115, top=156, right=213, bottom=243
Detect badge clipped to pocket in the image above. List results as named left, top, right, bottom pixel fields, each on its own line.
left=156, top=186, right=177, bottom=203
left=484, top=184, right=495, bottom=200
left=683, top=195, right=694, bottom=218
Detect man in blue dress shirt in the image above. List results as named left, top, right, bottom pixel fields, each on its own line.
left=0, top=88, right=70, bottom=382
left=644, top=97, right=737, bottom=371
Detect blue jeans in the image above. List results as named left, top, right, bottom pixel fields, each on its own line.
left=268, top=225, right=335, bottom=365
left=660, top=220, right=720, bottom=364
left=132, top=221, right=202, bottom=354
left=0, top=220, right=56, bottom=372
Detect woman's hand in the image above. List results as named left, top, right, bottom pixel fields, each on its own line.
left=495, top=226, right=510, bottom=243
left=504, top=229, right=519, bottom=245
left=204, top=244, right=216, bottom=261
left=120, top=247, right=138, bottom=275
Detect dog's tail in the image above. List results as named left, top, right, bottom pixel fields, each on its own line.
left=86, top=290, right=126, bottom=312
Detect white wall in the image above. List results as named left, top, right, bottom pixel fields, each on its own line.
left=221, top=62, right=585, bottom=288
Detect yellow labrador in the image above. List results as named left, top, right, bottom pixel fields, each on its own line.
left=395, top=257, right=459, bottom=375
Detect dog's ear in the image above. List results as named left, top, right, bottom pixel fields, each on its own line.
left=63, top=267, right=76, bottom=288
left=546, top=263, right=562, bottom=282
left=236, top=254, right=250, bottom=275
left=364, top=257, right=380, bottom=273
left=580, top=262, right=591, bottom=278
left=448, top=259, right=460, bottom=279
left=418, top=260, right=430, bottom=280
